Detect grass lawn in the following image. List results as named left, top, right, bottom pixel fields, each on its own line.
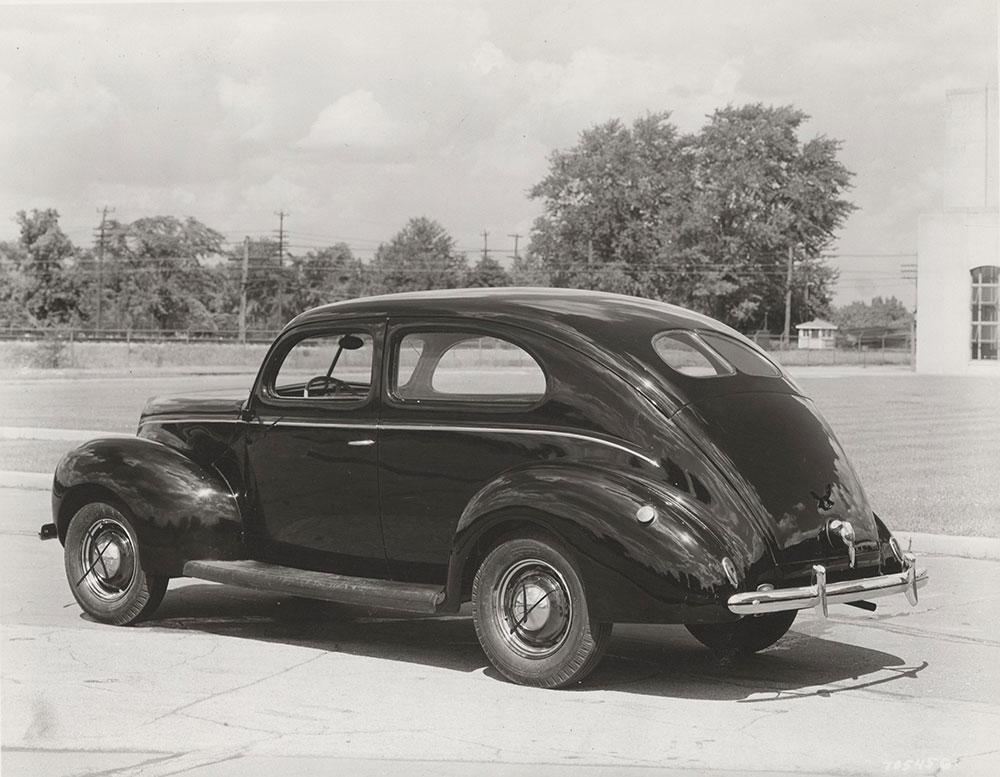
left=797, top=374, right=999, bottom=538
left=1, top=370, right=997, bottom=538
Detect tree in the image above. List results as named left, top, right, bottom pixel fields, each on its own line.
left=832, top=296, right=913, bottom=332
left=686, top=105, right=854, bottom=327
left=289, top=243, right=363, bottom=310
left=6, top=209, right=84, bottom=325
left=223, top=237, right=288, bottom=332
left=528, top=105, right=855, bottom=331
left=465, top=255, right=512, bottom=288
left=103, top=216, right=225, bottom=331
left=529, top=113, right=690, bottom=297
left=372, top=217, right=467, bottom=293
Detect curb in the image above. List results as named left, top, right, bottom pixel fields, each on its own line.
left=2, top=470, right=996, bottom=561
left=0, top=471, right=52, bottom=490
left=895, top=531, right=1000, bottom=562
left=0, top=427, right=132, bottom=441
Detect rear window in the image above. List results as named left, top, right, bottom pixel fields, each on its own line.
left=652, top=330, right=781, bottom=379
left=699, top=332, right=781, bottom=377
left=653, top=332, right=732, bottom=377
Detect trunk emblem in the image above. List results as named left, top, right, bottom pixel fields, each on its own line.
left=811, top=483, right=835, bottom=511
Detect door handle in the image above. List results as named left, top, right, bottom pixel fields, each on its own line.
left=347, top=439, right=376, bottom=447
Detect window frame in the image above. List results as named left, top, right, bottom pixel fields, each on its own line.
left=971, top=265, right=999, bottom=361
left=652, top=330, right=735, bottom=379
left=652, top=329, right=784, bottom=380
left=384, top=323, right=550, bottom=412
left=255, top=320, right=382, bottom=411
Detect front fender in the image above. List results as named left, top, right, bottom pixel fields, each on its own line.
left=53, top=437, right=244, bottom=576
left=447, top=463, right=741, bottom=624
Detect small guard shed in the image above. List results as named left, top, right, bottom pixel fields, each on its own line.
left=795, top=319, right=838, bottom=350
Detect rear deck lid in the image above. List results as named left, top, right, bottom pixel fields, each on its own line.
left=677, top=390, right=878, bottom=569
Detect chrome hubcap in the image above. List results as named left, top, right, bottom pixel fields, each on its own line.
left=493, top=559, right=572, bottom=658
left=78, top=518, right=136, bottom=601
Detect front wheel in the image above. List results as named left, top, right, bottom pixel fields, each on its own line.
left=686, top=610, right=797, bottom=655
left=472, top=534, right=612, bottom=688
left=64, top=501, right=167, bottom=625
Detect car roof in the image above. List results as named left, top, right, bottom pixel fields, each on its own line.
left=288, top=287, right=739, bottom=342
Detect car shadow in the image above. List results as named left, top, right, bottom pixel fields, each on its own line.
left=144, top=583, right=925, bottom=701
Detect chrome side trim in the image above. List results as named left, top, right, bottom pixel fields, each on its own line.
left=378, top=423, right=660, bottom=468
left=140, top=417, right=659, bottom=467
left=257, top=420, right=378, bottom=430
left=140, top=418, right=377, bottom=430
left=727, top=555, right=928, bottom=617
left=139, top=417, right=242, bottom=427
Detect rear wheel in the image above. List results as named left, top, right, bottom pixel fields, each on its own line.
left=64, top=501, right=167, bottom=625
left=686, top=610, right=797, bottom=655
left=472, top=534, right=612, bottom=688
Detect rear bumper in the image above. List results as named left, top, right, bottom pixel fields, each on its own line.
left=728, top=553, right=927, bottom=617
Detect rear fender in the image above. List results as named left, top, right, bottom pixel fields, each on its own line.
left=446, top=463, right=740, bottom=624
left=53, top=437, right=244, bottom=576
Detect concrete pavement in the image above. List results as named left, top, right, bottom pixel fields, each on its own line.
left=3, top=484, right=1000, bottom=776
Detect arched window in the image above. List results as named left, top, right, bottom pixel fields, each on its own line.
left=971, top=266, right=999, bottom=360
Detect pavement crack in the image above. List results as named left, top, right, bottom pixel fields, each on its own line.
left=148, top=651, right=326, bottom=724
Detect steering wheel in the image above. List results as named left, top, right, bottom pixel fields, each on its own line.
left=304, top=375, right=359, bottom=398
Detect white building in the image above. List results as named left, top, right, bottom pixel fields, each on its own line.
left=795, top=319, right=838, bottom=349
left=916, top=87, right=999, bottom=374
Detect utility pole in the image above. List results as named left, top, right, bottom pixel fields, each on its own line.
left=901, top=262, right=918, bottom=369
left=95, top=206, right=114, bottom=334
left=587, top=239, right=594, bottom=290
left=508, top=233, right=521, bottom=284
left=239, top=236, right=249, bottom=343
left=274, top=210, right=289, bottom=329
left=481, top=230, right=490, bottom=262
left=782, top=245, right=794, bottom=348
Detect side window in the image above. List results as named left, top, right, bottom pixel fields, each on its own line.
left=392, top=331, right=546, bottom=403
left=272, top=331, right=374, bottom=400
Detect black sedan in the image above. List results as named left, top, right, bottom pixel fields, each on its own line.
left=43, top=288, right=927, bottom=687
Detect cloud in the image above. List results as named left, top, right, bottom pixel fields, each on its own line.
left=217, top=74, right=275, bottom=141
left=298, top=89, right=423, bottom=151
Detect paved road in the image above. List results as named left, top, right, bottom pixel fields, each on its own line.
left=3, top=486, right=998, bottom=776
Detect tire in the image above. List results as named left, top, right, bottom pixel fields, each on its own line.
left=64, top=501, right=167, bottom=625
left=472, top=534, right=612, bottom=688
left=685, top=610, right=797, bottom=655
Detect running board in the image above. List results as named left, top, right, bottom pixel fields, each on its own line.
left=183, top=560, right=445, bottom=614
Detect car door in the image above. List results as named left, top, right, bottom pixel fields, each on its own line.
left=377, top=321, right=551, bottom=584
left=245, top=320, right=388, bottom=578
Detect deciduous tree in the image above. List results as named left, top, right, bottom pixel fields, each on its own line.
left=372, top=217, right=467, bottom=293
left=832, top=296, right=913, bottom=332
left=289, top=243, right=363, bottom=310
left=464, top=255, right=512, bottom=288
left=103, top=216, right=225, bottom=331
left=528, top=105, right=855, bottom=331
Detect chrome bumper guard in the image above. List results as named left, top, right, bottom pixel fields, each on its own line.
left=728, top=553, right=928, bottom=617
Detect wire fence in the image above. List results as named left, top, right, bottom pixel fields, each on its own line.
left=0, top=327, right=280, bottom=344
left=0, top=327, right=914, bottom=371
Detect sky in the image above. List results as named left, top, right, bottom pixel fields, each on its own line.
left=1, top=0, right=996, bottom=307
